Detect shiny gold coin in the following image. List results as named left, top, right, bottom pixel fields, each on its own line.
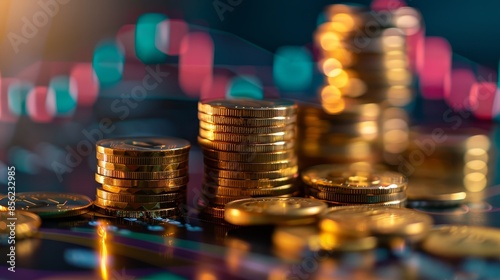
left=96, top=152, right=189, bottom=165
left=202, top=183, right=296, bottom=197
left=199, top=121, right=295, bottom=134
left=320, top=206, right=432, bottom=241
left=198, top=99, right=297, bottom=118
left=198, top=112, right=296, bottom=127
left=96, top=137, right=190, bottom=156
left=0, top=192, right=93, bottom=219
left=421, top=225, right=500, bottom=258
left=203, top=157, right=297, bottom=172
left=319, top=199, right=407, bottom=208
left=307, top=188, right=407, bottom=203
left=301, top=164, right=407, bottom=195
left=96, top=166, right=188, bottom=180
left=198, top=136, right=295, bottom=153
left=205, top=166, right=298, bottom=180
left=95, top=174, right=188, bottom=188
left=93, top=204, right=178, bottom=218
left=94, top=197, right=182, bottom=211
left=224, top=197, right=328, bottom=226
left=202, top=148, right=295, bottom=163
left=208, top=193, right=294, bottom=207
left=204, top=175, right=297, bottom=188
left=96, top=187, right=185, bottom=203
left=0, top=210, right=41, bottom=244
left=199, top=128, right=295, bottom=143
left=101, top=184, right=186, bottom=195
left=97, top=160, right=188, bottom=172
left=200, top=206, right=226, bottom=219
left=406, top=179, right=467, bottom=207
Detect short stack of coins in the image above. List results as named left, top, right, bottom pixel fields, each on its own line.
left=299, top=3, right=415, bottom=170
left=301, top=164, right=407, bottom=207
left=197, top=99, right=299, bottom=219
left=93, top=137, right=190, bottom=219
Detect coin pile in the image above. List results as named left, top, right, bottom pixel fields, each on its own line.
left=0, top=210, right=41, bottom=244
left=301, top=164, right=407, bottom=207
left=93, top=137, right=190, bottom=219
left=197, top=99, right=299, bottom=219
left=299, top=3, right=415, bottom=170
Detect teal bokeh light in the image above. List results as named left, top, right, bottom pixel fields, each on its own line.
left=48, top=76, right=77, bottom=116
left=8, top=81, right=33, bottom=116
left=93, top=40, right=125, bottom=86
left=226, top=76, right=263, bottom=100
left=136, top=13, right=168, bottom=64
left=273, top=46, right=313, bottom=92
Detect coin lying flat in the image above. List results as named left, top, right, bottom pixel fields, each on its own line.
left=198, top=99, right=297, bottom=118
left=421, top=225, right=500, bottom=258
left=96, top=152, right=189, bottom=165
left=301, top=164, right=407, bottom=195
left=0, top=210, right=41, bottom=244
left=307, top=188, right=407, bottom=203
left=202, top=149, right=295, bottom=163
left=320, top=206, right=432, bottom=241
left=96, top=137, right=191, bottom=156
left=198, top=113, right=297, bottom=127
left=101, top=184, right=186, bottom=195
left=97, top=160, right=188, bottom=172
left=96, top=166, right=188, bottom=180
left=406, top=180, right=467, bottom=208
left=199, top=121, right=295, bottom=134
left=0, top=192, right=93, bottom=218
left=95, top=174, right=188, bottom=188
left=224, top=197, right=328, bottom=226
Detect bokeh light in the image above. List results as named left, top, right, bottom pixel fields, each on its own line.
left=70, top=63, right=100, bottom=106
left=419, top=37, right=452, bottom=99
left=469, top=82, right=496, bottom=120
left=179, top=32, right=214, bottom=97
left=273, top=46, right=313, bottom=92
left=0, top=78, right=19, bottom=123
left=201, top=74, right=229, bottom=101
left=8, top=80, right=33, bottom=116
left=93, top=40, right=125, bottom=87
left=447, top=68, right=476, bottom=111
left=226, top=75, right=263, bottom=100
left=136, top=13, right=168, bottom=63
left=27, top=86, right=53, bottom=123
left=156, top=19, right=189, bottom=56
left=47, top=75, right=77, bottom=116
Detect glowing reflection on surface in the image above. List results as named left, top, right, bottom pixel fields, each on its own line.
left=97, top=223, right=109, bottom=280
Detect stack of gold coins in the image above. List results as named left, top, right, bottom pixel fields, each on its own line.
left=301, top=164, right=407, bottom=207
left=197, top=99, right=299, bottom=219
left=93, top=137, right=190, bottom=219
left=299, top=3, right=415, bottom=170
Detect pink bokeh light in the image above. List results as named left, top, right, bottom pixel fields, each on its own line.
left=70, top=63, right=100, bottom=106
left=156, top=19, right=189, bottom=56
left=371, top=0, right=406, bottom=11
left=419, top=37, right=452, bottom=99
left=447, top=68, right=476, bottom=111
left=469, top=82, right=497, bottom=120
left=27, top=86, right=54, bottom=123
left=201, top=74, right=229, bottom=101
left=179, top=32, right=214, bottom=98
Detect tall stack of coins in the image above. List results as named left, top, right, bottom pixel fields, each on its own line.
left=93, top=137, right=190, bottom=219
left=299, top=3, right=414, bottom=169
left=301, top=164, right=407, bottom=207
left=197, top=99, right=299, bottom=219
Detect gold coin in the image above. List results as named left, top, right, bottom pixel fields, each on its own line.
left=199, top=128, right=295, bottom=143
left=202, top=148, right=295, bottom=163
left=198, top=99, right=297, bottom=118
left=95, top=173, right=188, bottom=188
left=199, top=121, right=295, bottom=134
left=224, top=197, right=328, bottom=226
left=0, top=192, right=93, bottom=218
left=301, top=164, right=407, bottom=195
left=318, top=199, right=407, bottom=208
left=101, top=184, right=186, bottom=195
left=203, top=157, right=297, bottom=172
left=198, top=137, right=295, bottom=153
left=421, top=225, right=500, bottom=258
left=198, top=112, right=296, bottom=127
left=307, top=188, right=407, bottom=203
left=202, top=183, right=296, bottom=197
left=208, top=193, right=294, bottom=207
left=0, top=210, right=41, bottom=244
left=406, top=179, right=466, bottom=207
left=320, top=206, right=432, bottom=240
left=205, top=166, right=298, bottom=180
left=96, top=152, right=189, bottom=165
left=93, top=204, right=178, bottom=218
left=97, top=160, right=188, bottom=172
left=96, top=137, right=190, bottom=156
left=204, top=175, right=297, bottom=188
left=199, top=206, right=226, bottom=219
left=94, top=197, right=182, bottom=211
left=96, top=188, right=185, bottom=203
left=96, top=166, right=188, bottom=180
